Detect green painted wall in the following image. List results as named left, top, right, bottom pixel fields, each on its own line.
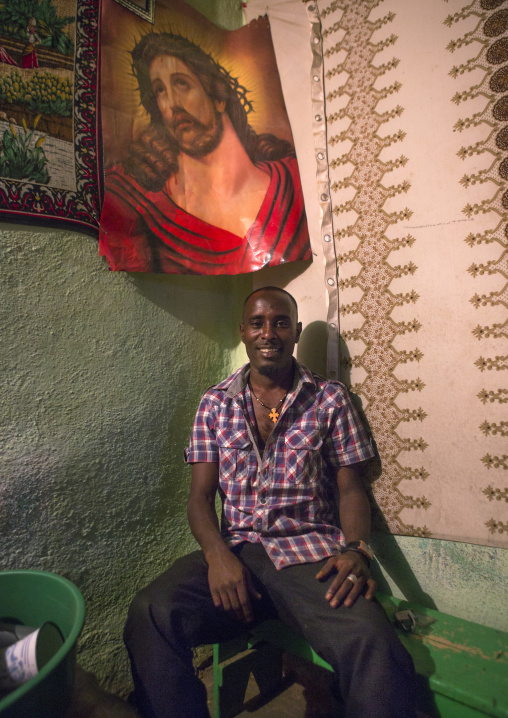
left=372, top=533, right=508, bottom=632
left=1, top=226, right=249, bottom=693
left=1, top=0, right=247, bottom=696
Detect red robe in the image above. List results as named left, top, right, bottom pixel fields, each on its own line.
left=21, top=44, right=38, bottom=68
left=0, top=46, right=17, bottom=65
left=99, top=157, right=311, bottom=275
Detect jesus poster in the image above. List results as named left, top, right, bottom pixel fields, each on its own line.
left=99, top=0, right=311, bottom=275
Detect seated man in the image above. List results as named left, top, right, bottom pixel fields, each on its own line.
left=124, top=286, right=417, bottom=718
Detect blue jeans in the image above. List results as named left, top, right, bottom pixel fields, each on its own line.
left=124, top=543, right=416, bottom=718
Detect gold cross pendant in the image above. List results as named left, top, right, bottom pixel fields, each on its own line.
left=269, top=408, right=279, bottom=423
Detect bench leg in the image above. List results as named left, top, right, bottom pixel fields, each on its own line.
left=213, top=642, right=284, bottom=718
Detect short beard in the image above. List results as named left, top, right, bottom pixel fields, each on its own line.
left=172, top=108, right=224, bottom=158
left=257, top=364, right=281, bottom=379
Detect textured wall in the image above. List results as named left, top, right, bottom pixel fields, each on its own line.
left=1, top=0, right=247, bottom=695
left=372, top=533, right=508, bottom=632
left=0, top=226, right=249, bottom=693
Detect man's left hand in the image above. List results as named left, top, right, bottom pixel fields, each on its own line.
left=315, top=551, right=376, bottom=608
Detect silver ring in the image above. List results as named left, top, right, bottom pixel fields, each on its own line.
left=346, top=573, right=358, bottom=585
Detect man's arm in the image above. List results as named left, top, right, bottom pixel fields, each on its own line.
left=315, top=464, right=376, bottom=607
left=187, top=462, right=260, bottom=623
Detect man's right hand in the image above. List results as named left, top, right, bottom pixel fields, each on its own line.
left=206, top=549, right=261, bottom=623
left=187, top=463, right=261, bottom=623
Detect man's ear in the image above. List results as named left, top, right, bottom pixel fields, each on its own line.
left=239, top=322, right=246, bottom=343
left=214, top=98, right=226, bottom=114
left=295, top=321, right=302, bottom=344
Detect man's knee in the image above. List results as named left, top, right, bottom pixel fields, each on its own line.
left=319, top=597, right=411, bottom=665
left=124, top=584, right=157, bottom=645
left=125, top=553, right=224, bottom=652
left=124, top=556, right=200, bottom=641
left=350, top=598, right=406, bottom=646
left=348, top=598, right=415, bottom=676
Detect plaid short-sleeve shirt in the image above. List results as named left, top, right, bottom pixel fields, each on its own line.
left=185, top=361, right=374, bottom=570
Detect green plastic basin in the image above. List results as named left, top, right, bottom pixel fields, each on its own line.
left=0, top=570, right=85, bottom=718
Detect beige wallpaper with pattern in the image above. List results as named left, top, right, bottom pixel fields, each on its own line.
left=318, top=0, right=507, bottom=547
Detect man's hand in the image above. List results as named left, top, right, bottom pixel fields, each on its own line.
left=207, top=549, right=261, bottom=623
left=315, top=550, right=376, bottom=608
left=188, top=462, right=261, bottom=623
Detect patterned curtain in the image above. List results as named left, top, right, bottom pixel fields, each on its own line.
left=319, top=0, right=507, bottom=547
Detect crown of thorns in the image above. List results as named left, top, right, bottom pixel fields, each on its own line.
left=131, top=31, right=254, bottom=115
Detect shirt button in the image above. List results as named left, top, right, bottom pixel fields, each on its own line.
left=259, top=495, right=267, bottom=505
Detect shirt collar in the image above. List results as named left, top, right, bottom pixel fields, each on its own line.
left=224, top=359, right=317, bottom=399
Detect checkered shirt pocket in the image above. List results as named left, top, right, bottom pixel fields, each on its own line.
left=283, top=429, right=323, bottom=484
left=216, top=428, right=251, bottom=483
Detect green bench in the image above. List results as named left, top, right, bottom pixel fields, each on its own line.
left=213, top=593, right=508, bottom=718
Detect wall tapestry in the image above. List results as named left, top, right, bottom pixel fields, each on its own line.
left=98, top=0, right=312, bottom=275
left=317, top=0, right=507, bottom=548
left=0, top=0, right=101, bottom=234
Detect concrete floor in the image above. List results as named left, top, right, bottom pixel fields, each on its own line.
left=202, top=654, right=337, bottom=718
left=64, top=657, right=336, bottom=718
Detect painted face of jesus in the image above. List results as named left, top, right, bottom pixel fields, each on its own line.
left=149, top=55, right=225, bottom=157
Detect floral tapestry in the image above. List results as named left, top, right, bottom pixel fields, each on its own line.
left=0, top=0, right=101, bottom=233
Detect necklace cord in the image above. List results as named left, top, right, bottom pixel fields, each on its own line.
left=249, top=384, right=287, bottom=423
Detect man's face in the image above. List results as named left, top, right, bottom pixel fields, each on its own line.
left=149, top=55, right=224, bottom=157
left=240, top=291, right=302, bottom=378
